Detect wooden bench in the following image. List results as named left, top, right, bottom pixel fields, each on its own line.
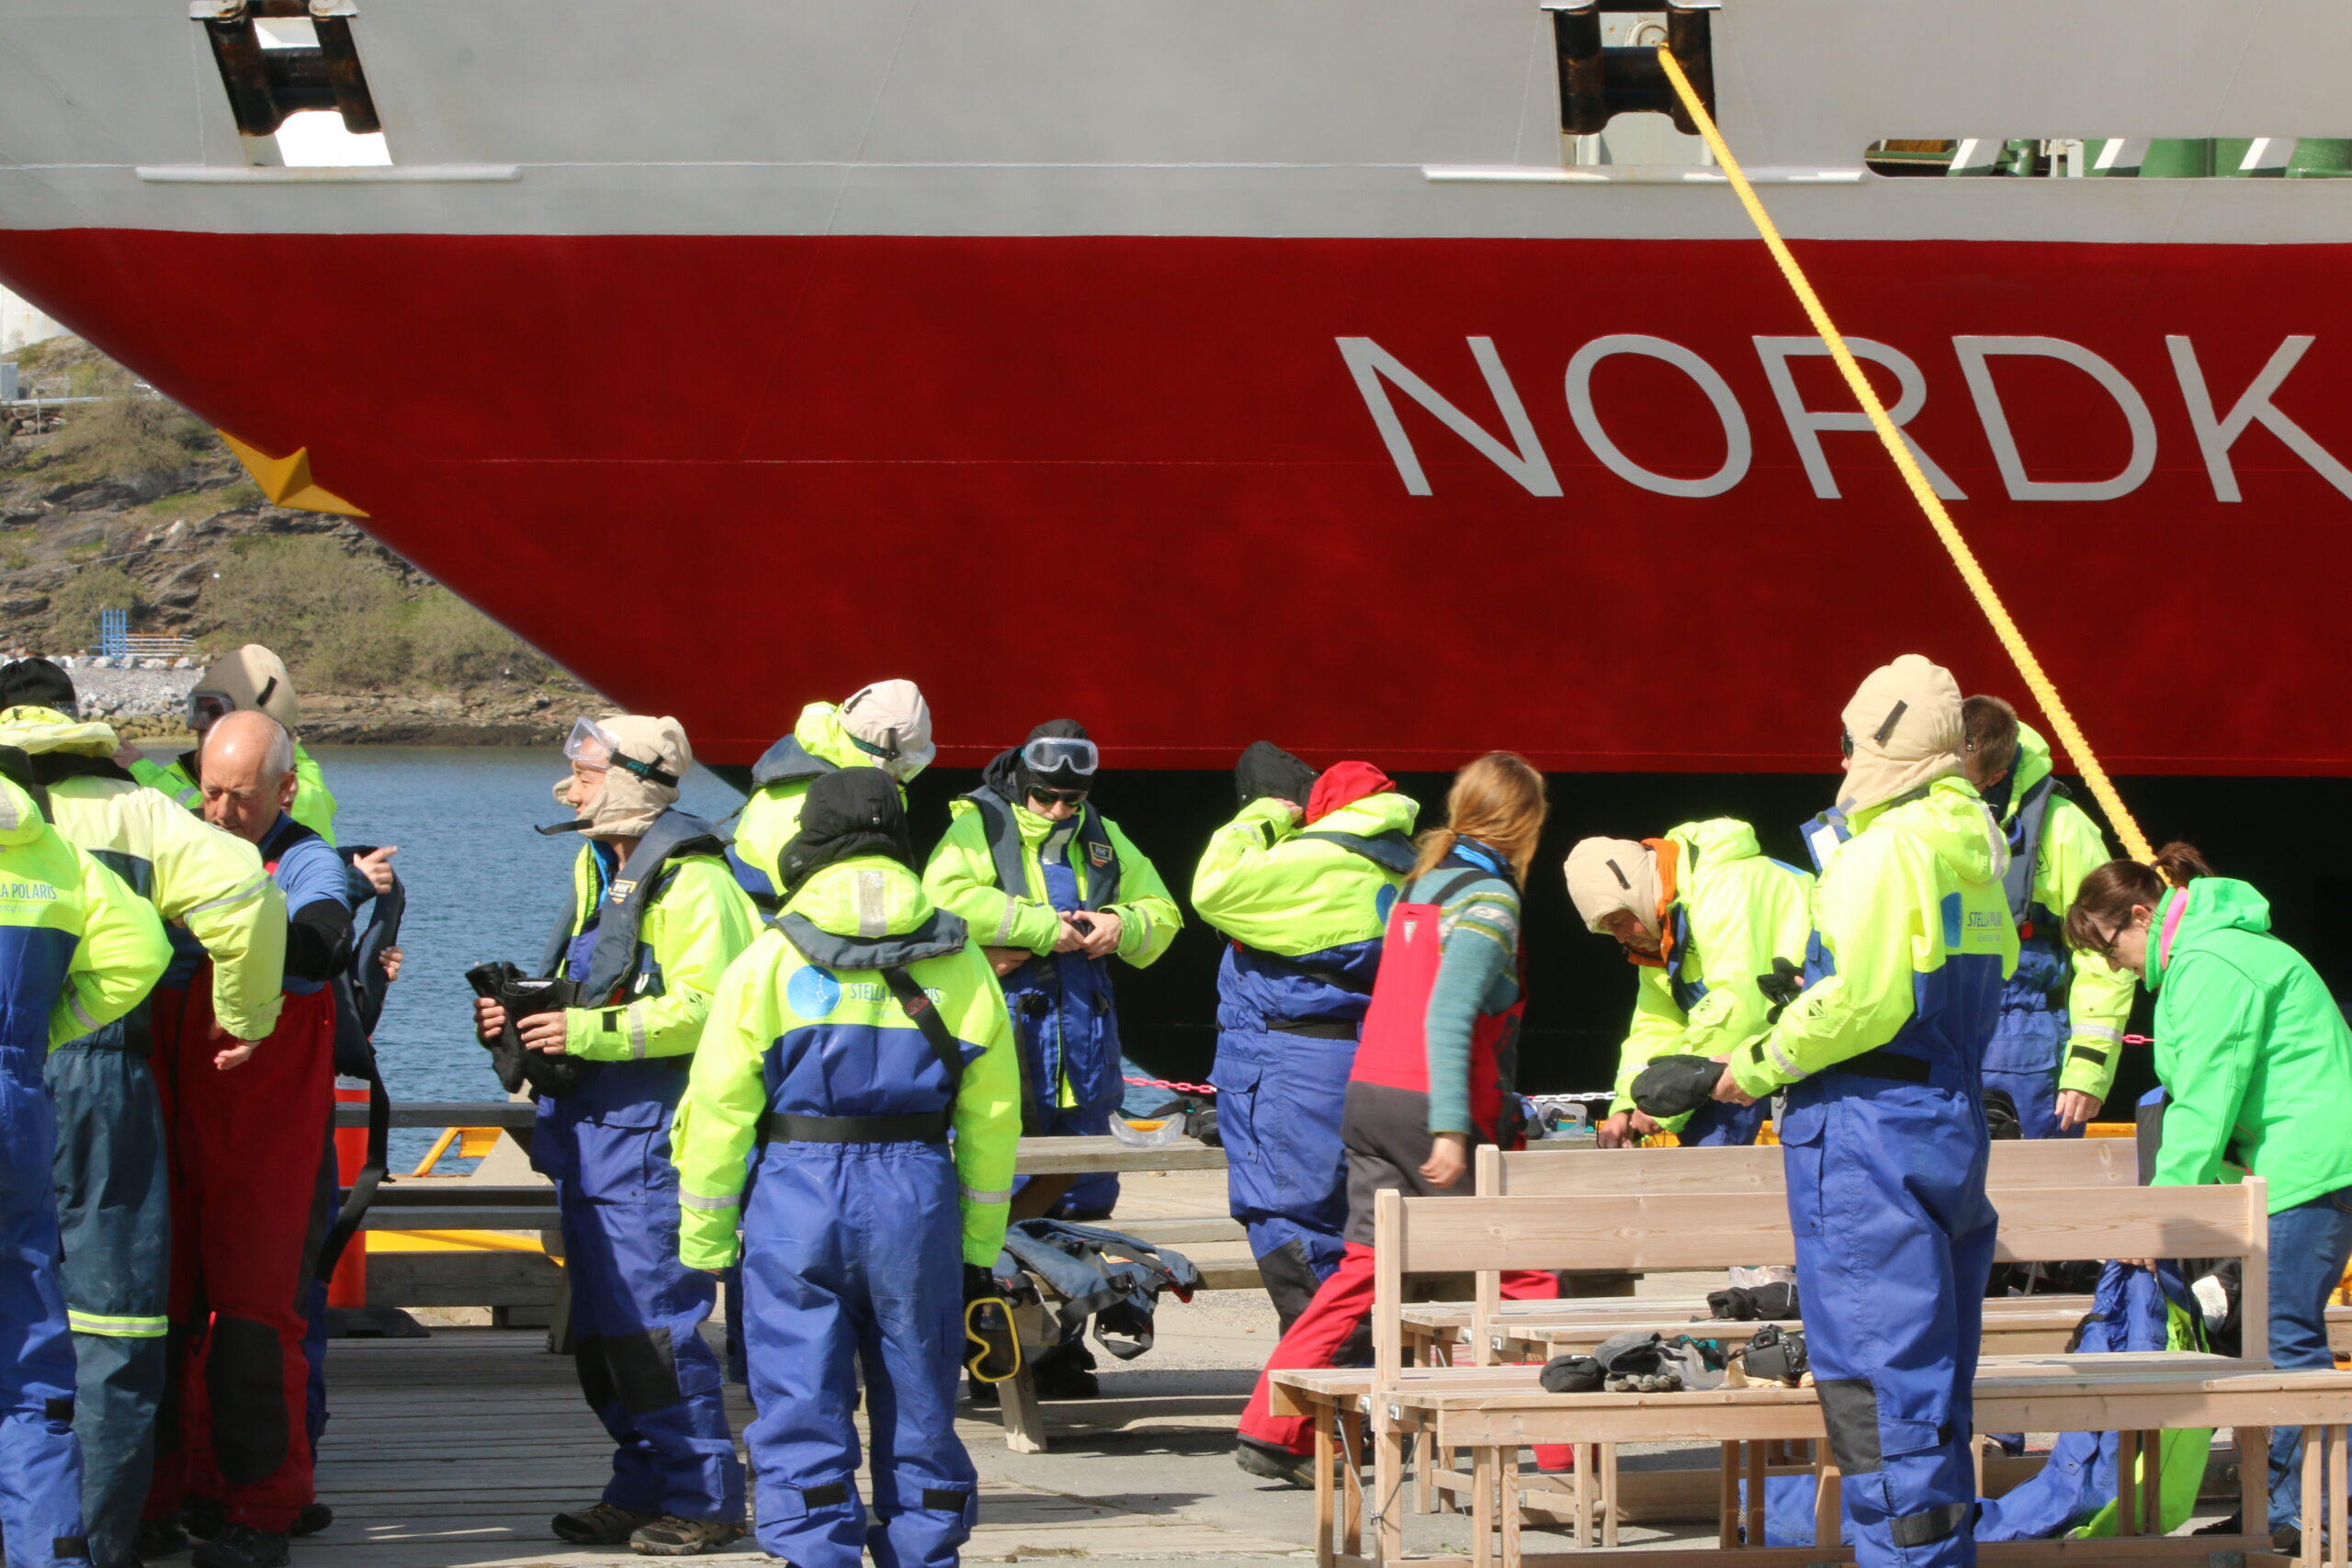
left=1274, top=1178, right=2321, bottom=1568
left=1393, top=1138, right=2143, bottom=1531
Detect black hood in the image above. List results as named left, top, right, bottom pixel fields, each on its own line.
left=0, top=658, right=76, bottom=717
left=776, top=766, right=915, bottom=899
left=984, top=717, right=1093, bottom=805
left=1234, top=740, right=1317, bottom=810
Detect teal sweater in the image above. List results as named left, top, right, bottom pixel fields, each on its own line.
left=1413, top=847, right=1522, bottom=1136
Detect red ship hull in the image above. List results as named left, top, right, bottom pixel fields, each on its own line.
left=5, top=227, right=2343, bottom=776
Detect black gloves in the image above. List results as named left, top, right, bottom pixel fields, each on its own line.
left=1629, top=1055, right=1724, bottom=1120
left=1757, top=957, right=1804, bottom=1025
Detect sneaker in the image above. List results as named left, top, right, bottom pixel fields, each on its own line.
left=551, top=1503, right=660, bottom=1546
left=133, top=1521, right=190, bottom=1560
left=288, top=1504, right=333, bottom=1539
left=189, top=1525, right=288, bottom=1568
left=629, top=1517, right=747, bottom=1556
left=1235, top=1438, right=1320, bottom=1489
left=180, top=1499, right=226, bottom=1542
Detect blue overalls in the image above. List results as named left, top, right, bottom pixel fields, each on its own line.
left=1659, top=899, right=1770, bottom=1148
left=1977, top=777, right=2074, bottom=1141
left=741, top=916, right=978, bottom=1568
left=532, top=838, right=741, bottom=1525
left=2, top=920, right=92, bottom=1568
left=1787, top=803, right=2004, bottom=1568
left=43, top=851, right=165, bottom=1568
left=1781, top=960, right=2003, bottom=1567
left=1210, top=931, right=1384, bottom=1328
left=997, top=810, right=1125, bottom=1217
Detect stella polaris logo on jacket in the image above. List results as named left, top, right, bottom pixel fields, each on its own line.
left=784, top=964, right=948, bottom=1021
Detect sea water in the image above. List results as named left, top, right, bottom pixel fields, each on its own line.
left=302, top=744, right=749, bottom=1172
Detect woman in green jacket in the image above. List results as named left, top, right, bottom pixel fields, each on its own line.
left=2067, top=843, right=2352, bottom=1548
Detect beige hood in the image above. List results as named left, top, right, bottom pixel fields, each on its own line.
left=196, top=644, right=300, bottom=729
left=1564, top=836, right=1661, bottom=936
left=566, top=714, right=691, bottom=839
left=1837, top=654, right=1966, bottom=816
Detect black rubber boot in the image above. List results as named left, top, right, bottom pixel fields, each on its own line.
left=132, top=1521, right=189, bottom=1561
left=288, top=1504, right=332, bottom=1539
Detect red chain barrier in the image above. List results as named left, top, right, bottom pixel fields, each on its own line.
left=1124, top=1075, right=1217, bottom=1096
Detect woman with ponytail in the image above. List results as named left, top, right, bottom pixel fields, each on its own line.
left=1234, top=753, right=1561, bottom=1483
left=2067, top=843, right=2352, bottom=1547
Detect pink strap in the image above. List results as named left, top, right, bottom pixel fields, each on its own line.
left=2157, top=884, right=2193, bottom=971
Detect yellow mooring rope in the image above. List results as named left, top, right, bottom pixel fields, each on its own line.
left=1655, top=46, right=2154, bottom=863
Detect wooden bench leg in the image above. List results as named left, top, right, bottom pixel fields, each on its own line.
left=1718, top=1441, right=1739, bottom=1549
left=2117, top=1428, right=2140, bottom=1537
left=1376, top=1417, right=1405, bottom=1565
left=998, top=1365, right=1047, bottom=1454
left=2303, top=1427, right=2322, bottom=1568
left=2243, top=1424, right=2271, bottom=1545
left=2143, top=1430, right=2164, bottom=1537
left=1472, top=1446, right=1495, bottom=1568
left=2331, top=1423, right=2348, bottom=1568
left=1500, top=1445, right=1521, bottom=1568
left=1342, top=1410, right=1366, bottom=1562
left=1814, top=1459, right=1841, bottom=1549
left=1315, top=1403, right=1336, bottom=1568
left=1601, top=1441, right=1619, bottom=1549
left=1576, top=1443, right=1592, bottom=1549
left=1745, top=1438, right=1767, bottom=1548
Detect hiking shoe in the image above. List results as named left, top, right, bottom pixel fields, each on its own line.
left=180, top=1499, right=226, bottom=1542
left=2195, top=1515, right=2245, bottom=1536
left=551, top=1503, right=660, bottom=1546
left=190, top=1525, right=288, bottom=1568
left=133, top=1520, right=190, bottom=1560
left=288, top=1504, right=333, bottom=1539
left=629, top=1517, right=747, bottom=1556
left=1235, top=1438, right=1319, bottom=1489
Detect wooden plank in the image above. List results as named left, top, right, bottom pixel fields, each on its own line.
left=1491, top=1136, right=2134, bottom=1199
left=1396, top=1186, right=2261, bottom=1275
left=359, top=1250, right=561, bottom=1308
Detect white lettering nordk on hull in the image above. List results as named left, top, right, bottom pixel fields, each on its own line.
left=1334, top=337, right=1561, bottom=498
left=2167, top=335, right=2352, bottom=503
left=1954, top=336, right=2157, bottom=502
left=1344, top=332, right=2346, bottom=506
left=1563, top=335, right=1751, bottom=500
left=1753, top=336, right=1967, bottom=502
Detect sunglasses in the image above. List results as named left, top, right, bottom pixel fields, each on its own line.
left=1027, top=786, right=1089, bottom=807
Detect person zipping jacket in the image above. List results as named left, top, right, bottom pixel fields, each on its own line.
left=1961, top=699, right=2134, bottom=1138
left=1721, top=656, right=2018, bottom=1568
left=728, top=682, right=933, bottom=909
left=0, top=763, right=172, bottom=1568
left=1193, top=748, right=1418, bottom=1329
left=0, top=668, right=287, bottom=1568
left=1566, top=818, right=1813, bottom=1148
left=674, top=768, right=1018, bottom=1568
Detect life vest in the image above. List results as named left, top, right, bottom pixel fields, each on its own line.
left=1348, top=862, right=1526, bottom=1142
left=1238, top=826, right=1415, bottom=1004
left=540, top=807, right=729, bottom=1012
left=963, top=784, right=1123, bottom=909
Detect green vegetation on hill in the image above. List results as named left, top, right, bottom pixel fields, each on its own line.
left=0, top=336, right=575, bottom=720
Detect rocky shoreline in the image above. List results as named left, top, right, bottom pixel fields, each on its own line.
left=24, top=660, right=572, bottom=746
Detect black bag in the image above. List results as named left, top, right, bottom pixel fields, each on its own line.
left=465, top=962, right=587, bottom=1098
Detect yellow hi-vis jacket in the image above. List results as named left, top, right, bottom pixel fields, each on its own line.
left=1607, top=818, right=1813, bottom=1131
left=0, top=707, right=286, bottom=1042
left=0, top=773, right=172, bottom=1049
left=673, top=855, right=1021, bottom=1269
